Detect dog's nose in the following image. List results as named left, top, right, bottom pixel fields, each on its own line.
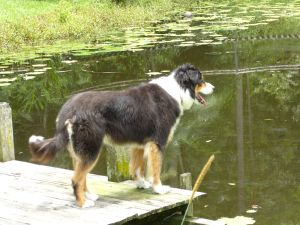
left=207, top=82, right=215, bottom=89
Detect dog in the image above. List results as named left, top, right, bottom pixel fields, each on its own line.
left=29, top=64, right=214, bottom=208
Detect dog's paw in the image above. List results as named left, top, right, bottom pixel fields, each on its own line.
left=81, top=199, right=95, bottom=208
left=85, top=192, right=99, bottom=201
left=136, top=179, right=151, bottom=189
left=153, top=185, right=171, bottom=194
left=29, top=135, right=44, bottom=143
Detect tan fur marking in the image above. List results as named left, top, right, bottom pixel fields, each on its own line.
left=72, top=158, right=88, bottom=192
left=195, top=83, right=205, bottom=95
left=72, top=163, right=90, bottom=207
left=147, top=142, right=162, bottom=186
left=130, top=148, right=145, bottom=179
left=71, top=155, right=100, bottom=207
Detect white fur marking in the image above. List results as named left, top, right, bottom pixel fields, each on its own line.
left=65, top=119, right=79, bottom=160
left=153, top=184, right=171, bottom=194
left=200, top=82, right=215, bottom=95
left=134, top=167, right=151, bottom=189
left=150, top=73, right=194, bottom=111
left=103, top=135, right=144, bottom=149
left=85, top=192, right=99, bottom=201
left=81, top=199, right=95, bottom=208
left=55, top=116, right=59, bottom=126
left=29, top=135, right=45, bottom=143
left=167, top=117, right=181, bottom=144
left=136, top=179, right=152, bottom=189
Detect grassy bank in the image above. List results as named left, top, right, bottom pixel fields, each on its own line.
left=0, top=0, right=190, bottom=53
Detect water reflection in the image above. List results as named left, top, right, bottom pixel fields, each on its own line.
left=1, top=38, right=300, bottom=225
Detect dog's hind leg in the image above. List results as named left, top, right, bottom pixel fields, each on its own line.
left=67, top=115, right=105, bottom=207
left=145, top=142, right=171, bottom=194
left=130, top=148, right=151, bottom=189
left=72, top=158, right=100, bottom=208
left=72, top=156, right=99, bottom=203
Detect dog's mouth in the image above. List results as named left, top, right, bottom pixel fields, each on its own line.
left=195, top=93, right=207, bottom=105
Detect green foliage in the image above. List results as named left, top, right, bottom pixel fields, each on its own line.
left=254, top=73, right=298, bottom=105
left=0, top=0, right=194, bottom=53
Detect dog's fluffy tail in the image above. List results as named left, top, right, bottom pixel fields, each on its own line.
left=29, top=131, right=68, bottom=164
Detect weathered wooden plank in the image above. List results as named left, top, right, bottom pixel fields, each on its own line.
left=0, top=161, right=205, bottom=225
left=0, top=201, right=136, bottom=225
left=0, top=217, right=29, bottom=225
left=1, top=174, right=141, bottom=220
left=0, top=163, right=203, bottom=211
left=0, top=167, right=139, bottom=224
left=89, top=180, right=204, bottom=219
left=0, top=102, right=15, bottom=162
left=3, top=174, right=188, bottom=220
left=1, top=166, right=159, bottom=219
left=1, top=160, right=108, bottom=182
left=0, top=184, right=139, bottom=225
left=0, top=165, right=145, bottom=224
left=1, top=163, right=193, bottom=212
left=2, top=172, right=153, bottom=217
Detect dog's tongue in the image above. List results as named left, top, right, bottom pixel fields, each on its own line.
left=196, top=94, right=207, bottom=105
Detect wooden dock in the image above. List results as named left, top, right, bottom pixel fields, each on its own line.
left=0, top=160, right=204, bottom=225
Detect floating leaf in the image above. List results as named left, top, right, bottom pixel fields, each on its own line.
left=209, top=34, right=223, bottom=37
left=215, top=36, right=227, bottom=41
left=130, top=48, right=144, bottom=52
left=251, top=205, right=261, bottom=209
left=188, top=26, right=203, bottom=31
left=201, top=39, right=214, bottom=43
left=0, top=83, right=11, bottom=87
left=211, top=42, right=223, bottom=45
left=180, top=33, right=196, bottom=37
left=246, top=209, right=257, bottom=214
left=62, top=60, right=78, bottom=64
left=217, top=216, right=255, bottom=225
left=34, top=58, right=52, bottom=62
left=238, top=26, right=249, bottom=30
left=23, top=76, right=36, bottom=80
left=33, top=67, right=51, bottom=72
left=0, top=78, right=17, bottom=82
left=25, top=71, right=45, bottom=75
left=176, top=43, right=194, bottom=47
left=195, top=43, right=210, bottom=46
left=32, top=64, right=47, bottom=68
left=0, top=71, right=14, bottom=75
left=181, top=41, right=196, bottom=44
left=146, top=72, right=162, bottom=76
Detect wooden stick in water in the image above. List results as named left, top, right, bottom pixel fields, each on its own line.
left=180, top=155, right=215, bottom=225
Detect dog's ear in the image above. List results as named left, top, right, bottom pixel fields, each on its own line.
left=187, top=69, right=201, bottom=85
left=174, top=64, right=201, bottom=89
left=178, top=69, right=190, bottom=84
left=180, top=64, right=200, bottom=84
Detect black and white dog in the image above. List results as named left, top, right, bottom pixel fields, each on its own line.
left=29, top=64, right=214, bottom=208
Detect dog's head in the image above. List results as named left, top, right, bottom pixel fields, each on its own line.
left=173, top=64, right=214, bottom=106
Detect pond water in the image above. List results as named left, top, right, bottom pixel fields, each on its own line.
left=1, top=2, right=300, bottom=225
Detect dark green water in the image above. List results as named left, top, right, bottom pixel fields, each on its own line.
left=1, top=8, right=300, bottom=225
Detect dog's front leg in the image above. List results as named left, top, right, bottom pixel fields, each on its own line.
left=130, top=148, right=151, bottom=189
left=145, top=142, right=171, bottom=194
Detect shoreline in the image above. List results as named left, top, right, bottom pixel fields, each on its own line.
left=0, top=0, right=191, bottom=55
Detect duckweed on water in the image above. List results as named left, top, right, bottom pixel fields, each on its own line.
left=0, top=0, right=300, bottom=86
